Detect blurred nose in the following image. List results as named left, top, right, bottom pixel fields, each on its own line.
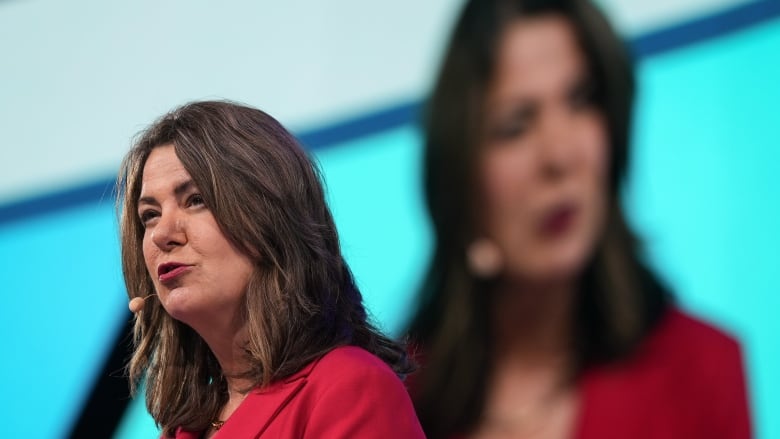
left=151, top=209, right=186, bottom=251
left=537, top=107, right=576, bottom=179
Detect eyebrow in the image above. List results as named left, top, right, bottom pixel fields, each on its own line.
left=138, top=179, right=197, bottom=206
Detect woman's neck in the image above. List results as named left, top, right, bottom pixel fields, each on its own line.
left=475, top=278, right=581, bottom=439
left=491, top=277, right=576, bottom=369
left=200, top=325, right=254, bottom=436
left=196, top=320, right=255, bottom=393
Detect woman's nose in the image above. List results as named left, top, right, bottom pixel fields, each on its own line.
left=537, top=109, right=576, bottom=178
left=151, top=210, right=186, bottom=251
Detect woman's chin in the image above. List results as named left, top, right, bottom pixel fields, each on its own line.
left=160, top=289, right=201, bottom=322
left=509, top=248, right=590, bottom=286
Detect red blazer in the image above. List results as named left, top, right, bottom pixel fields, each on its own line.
left=167, top=346, right=424, bottom=439
left=440, top=308, right=751, bottom=439
left=574, top=308, right=752, bottom=439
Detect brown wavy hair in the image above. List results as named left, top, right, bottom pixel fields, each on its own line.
left=407, top=0, right=670, bottom=437
left=117, top=100, right=413, bottom=436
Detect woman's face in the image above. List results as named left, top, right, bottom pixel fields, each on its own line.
left=478, top=15, right=609, bottom=285
left=138, top=145, right=254, bottom=331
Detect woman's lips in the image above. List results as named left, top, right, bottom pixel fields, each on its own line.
left=539, top=203, right=578, bottom=238
left=157, top=263, right=191, bottom=284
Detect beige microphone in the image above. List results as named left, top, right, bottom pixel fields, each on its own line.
left=129, top=294, right=158, bottom=313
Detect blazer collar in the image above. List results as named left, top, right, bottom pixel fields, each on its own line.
left=210, top=354, right=323, bottom=438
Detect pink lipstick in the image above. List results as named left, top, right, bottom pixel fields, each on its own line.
left=157, top=262, right=191, bottom=283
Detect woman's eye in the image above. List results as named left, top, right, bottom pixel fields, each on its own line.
left=488, top=110, right=532, bottom=142
left=139, top=210, right=159, bottom=225
left=569, top=81, right=596, bottom=110
left=188, top=194, right=205, bottom=207
left=491, top=121, right=527, bottom=140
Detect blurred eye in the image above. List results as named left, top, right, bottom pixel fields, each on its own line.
left=487, top=107, right=534, bottom=142
left=569, top=79, right=597, bottom=111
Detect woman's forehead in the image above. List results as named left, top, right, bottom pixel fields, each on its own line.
left=138, top=146, right=195, bottom=200
left=490, top=16, right=586, bottom=96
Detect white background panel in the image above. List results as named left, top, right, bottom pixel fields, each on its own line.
left=0, top=0, right=755, bottom=204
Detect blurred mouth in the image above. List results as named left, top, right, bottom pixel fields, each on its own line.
left=157, top=262, right=192, bottom=284
left=539, top=202, right=578, bottom=238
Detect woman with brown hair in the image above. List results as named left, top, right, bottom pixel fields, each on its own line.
left=408, top=0, right=751, bottom=438
left=118, top=100, right=424, bottom=438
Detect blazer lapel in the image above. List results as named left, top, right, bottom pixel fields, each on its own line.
left=215, top=356, right=322, bottom=438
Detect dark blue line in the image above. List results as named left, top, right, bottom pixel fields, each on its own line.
left=0, top=180, right=116, bottom=225
left=297, top=101, right=421, bottom=150
left=2, top=1, right=779, bottom=225
left=0, top=103, right=423, bottom=225
left=632, top=0, right=780, bottom=57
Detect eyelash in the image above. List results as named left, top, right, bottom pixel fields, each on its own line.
left=188, top=193, right=205, bottom=207
left=138, top=193, right=206, bottom=226
left=139, top=209, right=159, bottom=226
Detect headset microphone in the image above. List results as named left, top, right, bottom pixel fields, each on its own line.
left=129, top=294, right=158, bottom=313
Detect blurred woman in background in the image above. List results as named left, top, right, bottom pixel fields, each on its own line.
left=408, top=0, right=751, bottom=438
left=118, top=101, right=423, bottom=438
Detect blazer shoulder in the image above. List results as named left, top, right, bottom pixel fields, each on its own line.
left=312, top=345, right=398, bottom=380
left=300, top=346, right=425, bottom=437
left=658, top=308, right=742, bottom=361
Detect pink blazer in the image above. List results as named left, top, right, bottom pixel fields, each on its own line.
left=167, top=346, right=424, bottom=438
